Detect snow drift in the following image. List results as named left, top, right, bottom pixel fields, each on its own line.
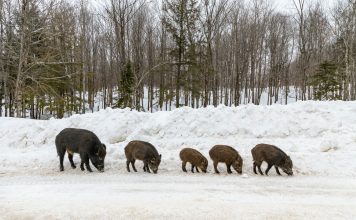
left=1, top=101, right=356, bottom=177
left=2, top=101, right=356, bottom=220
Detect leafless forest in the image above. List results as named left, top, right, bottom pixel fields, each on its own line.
left=0, top=0, right=355, bottom=119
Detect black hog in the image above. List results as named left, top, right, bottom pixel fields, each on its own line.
left=251, top=144, right=293, bottom=176
left=179, top=148, right=208, bottom=173
left=209, top=145, right=243, bottom=174
left=55, top=128, right=106, bottom=172
left=124, top=140, right=161, bottom=174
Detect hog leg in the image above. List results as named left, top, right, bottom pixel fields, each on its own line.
left=131, top=159, right=137, bottom=172
left=182, top=161, right=187, bottom=172
left=85, top=159, right=93, bottom=172
left=80, top=162, right=85, bottom=171
left=275, top=166, right=281, bottom=175
left=265, top=164, right=273, bottom=176
left=126, top=159, right=131, bottom=172
left=146, top=165, right=151, bottom=173
left=144, top=161, right=151, bottom=173
left=68, top=153, right=76, bottom=169
left=143, top=160, right=147, bottom=172
left=213, top=161, right=220, bottom=174
left=58, top=150, right=65, bottom=172
left=253, top=162, right=257, bottom=174
left=81, top=153, right=92, bottom=172
left=195, top=166, right=200, bottom=173
left=257, top=165, right=264, bottom=175
left=191, top=164, right=195, bottom=173
left=254, top=161, right=264, bottom=175
left=79, top=153, right=86, bottom=171
left=226, top=163, right=232, bottom=174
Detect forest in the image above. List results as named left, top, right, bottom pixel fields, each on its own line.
left=0, top=0, right=355, bottom=119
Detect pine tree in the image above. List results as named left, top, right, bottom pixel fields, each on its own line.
left=311, top=61, right=341, bottom=100
left=117, top=62, right=134, bottom=108
left=163, top=0, right=200, bottom=108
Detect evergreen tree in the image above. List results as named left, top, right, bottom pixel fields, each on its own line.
left=117, top=62, right=134, bottom=108
left=163, top=0, right=200, bottom=108
left=311, top=61, right=341, bottom=100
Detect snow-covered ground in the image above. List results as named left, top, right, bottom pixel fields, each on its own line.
left=1, top=101, right=356, bottom=219
left=1, top=86, right=298, bottom=118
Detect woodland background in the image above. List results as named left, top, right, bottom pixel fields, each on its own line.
left=0, top=0, right=355, bottom=119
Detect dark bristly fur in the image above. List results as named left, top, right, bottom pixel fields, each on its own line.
left=55, top=128, right=106, bottom=172
left=124, top=140, right=161, bottom=174
left=179, top=148, right=208, bottom=173
left=209, top=145, right=243, bottom=174
left=251, top=143, right=293, bottom=176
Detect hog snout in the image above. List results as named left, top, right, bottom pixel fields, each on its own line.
left=283, top=168, right=293, bottom=176
left=95, top=164, right=104, bottom=172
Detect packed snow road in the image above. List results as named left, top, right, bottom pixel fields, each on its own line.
left=1, top=101, right=356, bottom=219
left=1, top=172, right=356, bottom=220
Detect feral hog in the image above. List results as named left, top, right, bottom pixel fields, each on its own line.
left=251, top=144, right=293, bottom=176
left=124, top=140, right=161, bottom=174
left=209, top=145, right=243, bottom=174
left=55, top=128, right=106, bottom=172
left=179, top=148, right=208, bottom=173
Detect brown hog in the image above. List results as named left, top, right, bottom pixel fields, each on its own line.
left=124, top=140, right=161, bottom=174
left=209, top=145, right=243, bottom=174
left=179, top=148, right=208, bottom=173
left=251, top=144, right=293, bottom=176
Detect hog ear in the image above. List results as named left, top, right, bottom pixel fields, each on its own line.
left=159, top=154, right=162, bottom=159
left=102, top=144, right=106, bottom=149
left=281, top=157, right=287, bottom=163
left=236, top=155, right=241, bottom=162
left=96, top=147, right=103, bottom=156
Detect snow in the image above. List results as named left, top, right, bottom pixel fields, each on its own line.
left=1, top=175, right=356, bottom=219
left=1, top=101, right=356, bottom=219
left=1, top=86, right=298, bottom=118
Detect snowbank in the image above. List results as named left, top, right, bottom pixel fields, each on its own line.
left=2, top=101, right=356, bottom=220
left=1, top=101, right=356, bottom=176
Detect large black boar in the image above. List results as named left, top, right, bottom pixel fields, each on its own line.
left=251, top=144, right=293, bottom=176
left=55, top=128, right=106, bottom=172
left=179, top=148, right=208, bottom=173
left=209, top=145, right=243, bottom=174
left=124, top=140, right=161, bottom=174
